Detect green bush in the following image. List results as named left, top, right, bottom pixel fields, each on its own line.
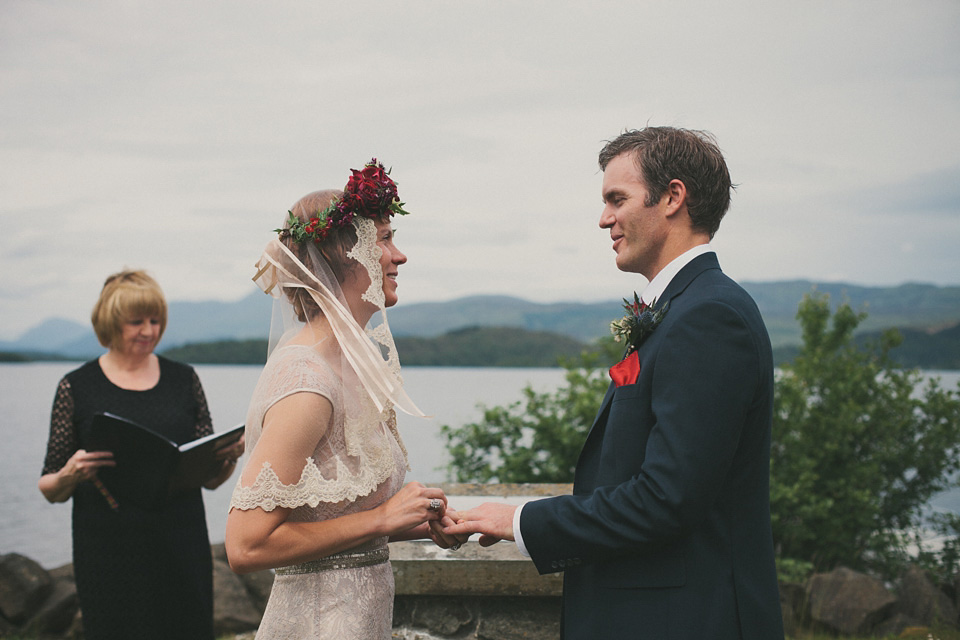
left=441, top=338, right=619, bottom=482
left=771, top=294, right=960, bottom=579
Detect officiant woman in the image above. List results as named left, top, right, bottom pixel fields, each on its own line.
left=38, top=269, right=242, bottom=640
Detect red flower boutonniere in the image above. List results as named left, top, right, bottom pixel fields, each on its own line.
left=608, top=293, right=669, bottom=387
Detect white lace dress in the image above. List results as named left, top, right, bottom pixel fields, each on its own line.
left=230, top=345, right=407, bottom=639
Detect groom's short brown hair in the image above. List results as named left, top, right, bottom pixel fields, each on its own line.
left=599, top=127, right=733, bottom=239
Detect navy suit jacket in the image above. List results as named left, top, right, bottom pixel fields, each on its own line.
left=521, top=253, right=784, bottom=639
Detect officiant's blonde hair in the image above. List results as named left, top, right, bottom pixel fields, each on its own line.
left=91, top=269, right=168, bottom=348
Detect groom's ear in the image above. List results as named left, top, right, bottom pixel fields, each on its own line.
left=663, top=179, right=688, bottom=218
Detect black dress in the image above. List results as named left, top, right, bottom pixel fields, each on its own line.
left=41, top=356, right=215, bottom=640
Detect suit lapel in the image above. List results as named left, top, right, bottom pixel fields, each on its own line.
left=574, top=382, right=614, bottom=488
left=574, top=253, right=723, bottom=484
left=589, top=382, right=616, bottom=436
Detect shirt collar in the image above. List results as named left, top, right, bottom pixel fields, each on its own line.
left=640, top=244, right=714, bottom=306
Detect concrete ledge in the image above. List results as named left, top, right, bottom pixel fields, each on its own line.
left=434, top=483, right=573, bottom=498
left=391, top=540, right=562, bottom=597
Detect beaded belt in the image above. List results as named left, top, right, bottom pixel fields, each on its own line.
left=275, top=547, right=390, bottom=575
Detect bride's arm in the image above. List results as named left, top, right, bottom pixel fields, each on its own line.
left=225, top=392, right=445, bottom=574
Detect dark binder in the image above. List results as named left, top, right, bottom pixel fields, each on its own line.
left=88, top=412, right=244, bottom=511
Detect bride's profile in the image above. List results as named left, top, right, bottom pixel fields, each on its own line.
left=225, top=160, right=462, bottom=638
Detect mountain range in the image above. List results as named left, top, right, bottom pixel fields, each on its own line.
left=3, top=281, right=959, bottom=361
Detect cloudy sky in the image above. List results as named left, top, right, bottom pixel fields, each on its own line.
left=2, top=1, right=958, bottom=340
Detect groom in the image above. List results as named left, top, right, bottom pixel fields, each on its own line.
left=446, top=127, right=784, bottom=639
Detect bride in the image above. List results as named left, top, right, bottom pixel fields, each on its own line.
left=225, top=160, right=462, bottom=638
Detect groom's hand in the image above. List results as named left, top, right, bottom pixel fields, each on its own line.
left=427, top=509, right=469, bottom=549
left=442, top=502, right=517, bottom=546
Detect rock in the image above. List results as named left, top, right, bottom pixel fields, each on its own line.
left=0, top=553, right=54, bottom=624
left=212, top=558, right=262, bottom=635
left=476, top=597, right=561, bottom=640
left=393, top=595, right=414, bottom=628
left=871, top=611, right=924, bottom=638
left=0, top=615, right=16, bottom=635
left=778, top=580, right=806, bottom=635
left=898, top=565, right=958, bottom=627
left=392, top=628, right=448, bottom=640
left=239, top=569, right=275, bottom=615
left=409, top=596, right=474, bottom=635
left=806, top=566, right=896, bottom=635
left=22, top=578, right=78, bottom=635
left=66, top=607, right=84, bottom=639
left=212, top=542, right=228, bottom=563
left=211, top=542, right=274, bottom=616
left=47, top=563, right=74, bottom=585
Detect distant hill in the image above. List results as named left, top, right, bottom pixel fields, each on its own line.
left=744, top=281, right=960, bottom=347
left=386, top=295, right=621, bottom=343
left=395, top=326, right=587, bottom=367
left=159, top=327, right=590, bottom=368
left=0, top=291, right=273, bottom=359
left=3, top=281, right=960, bottom=367
left=161, top=339, right=270, bottom=365
left=860, top=323, right=960, bottom=371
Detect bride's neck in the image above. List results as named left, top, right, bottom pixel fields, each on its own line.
left=291, top=315, right=334, bottom=345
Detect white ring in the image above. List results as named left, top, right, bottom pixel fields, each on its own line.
left=449, top=542, right=461, bottom=551
left=428, top=498, right=443, bottom=512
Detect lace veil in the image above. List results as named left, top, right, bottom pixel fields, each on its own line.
left=230, top=190, right=424, bottom=511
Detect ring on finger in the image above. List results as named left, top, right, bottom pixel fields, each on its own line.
left=428, top=498, right=444, bottom=512
left=449, top=542, right=461, bottom=551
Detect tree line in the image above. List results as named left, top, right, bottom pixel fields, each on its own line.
left=155, top=318, right=960, bottom=370
left=158, top=327, right=588, bottom=367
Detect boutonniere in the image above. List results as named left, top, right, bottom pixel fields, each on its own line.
left=610, top=293, right=670, bottom=354
left=608, top=294, right=669, bottom=388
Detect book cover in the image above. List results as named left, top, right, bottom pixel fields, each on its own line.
left=88, top=412, right=244, bottom=511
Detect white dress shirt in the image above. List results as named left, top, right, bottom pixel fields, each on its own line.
left=513, top=244, right=715, bottom=557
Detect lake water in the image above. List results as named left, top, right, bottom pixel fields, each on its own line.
left=5, top=363, right=959, bottom=569
left=1, top=362, right=566, bottom=568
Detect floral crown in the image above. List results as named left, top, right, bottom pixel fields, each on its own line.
left=277, top=158, right=410, bottom=244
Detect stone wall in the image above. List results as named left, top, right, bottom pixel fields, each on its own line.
left=391, top=534, right=563, bottom=639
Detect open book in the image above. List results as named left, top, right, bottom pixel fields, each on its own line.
left=88, top=412, right=244, bottom=511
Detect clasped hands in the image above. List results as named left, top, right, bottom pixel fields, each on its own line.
left=422, top=494, right=469, bottom=551
left=394, top=485, right=516, bottom=550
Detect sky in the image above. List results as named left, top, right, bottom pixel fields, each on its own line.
left=2, top=1, right=959, bottom=340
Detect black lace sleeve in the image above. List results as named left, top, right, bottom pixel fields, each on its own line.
left=191, top=369, right=214, bottom=439
left=42, top=378, right=78, bottom=475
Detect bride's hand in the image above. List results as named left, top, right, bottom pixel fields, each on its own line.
left=428, top=508, right=470, bottom=550
left=378, top=482, right=447, bottom=535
